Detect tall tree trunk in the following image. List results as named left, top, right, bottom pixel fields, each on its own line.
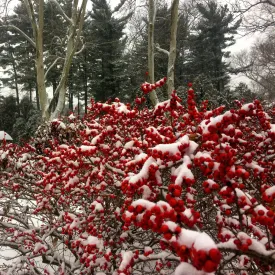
left=49, top=0, right=87, bottom=119
left=15, top=0, right=88, bottom=119
left=148, top=0, right=159, bottom=106
left=36, top=0, right=48, bottom=119
left=167, top=0, right=179, bottom=98
left=23, top=0, right=47, bottom=117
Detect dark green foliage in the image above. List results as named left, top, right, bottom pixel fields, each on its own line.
left=43, top=0, right=70, bottom=99
left=12, top=97, right=41, bottom=144
left=88, top=0, right=131, bottom=102
left=0, top=3, right=37, bottom=105
left=0, top=95, right=40, bottom=144
left=0, top=95, right=18, bottom=135
left=232, top=82, right=259, bottom=103
left=186, top=1, right=241, bottom=93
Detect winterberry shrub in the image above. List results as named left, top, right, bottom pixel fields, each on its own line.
left=0, top=80, right=274, bottom=275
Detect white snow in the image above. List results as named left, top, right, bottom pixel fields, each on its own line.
left=270, top=124, right=275, bottom=134
left=200, top=111, right=233, bottom=134
left=173, top=156, right=194, bottom=185
left=33, top=243, right=47, bottom=253
left=265, top=186, right=275, bottom=196
left=132, top=199, right=155, bottom=209
left=128, top=157, right=157, bottom=184
left=175, top=262, right=214, bottom=275
left=119, top=251, right=133, bottom=271
left=241, top=103, right=254, bottom=111
left=79, top=145, right=96, bottom=153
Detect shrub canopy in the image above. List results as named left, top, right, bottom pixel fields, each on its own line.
left=0, top=83, right=275, bottom=275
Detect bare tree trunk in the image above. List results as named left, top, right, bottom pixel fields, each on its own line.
left=4, top=0, right=89, bottom=119
left=33, top=0, right=48, bottom=119
left=23, top=0, right=48, bottom=117
left=18, top=0, right=87, bottom=120
left=49, top=0, right=87, bottom=119
left=167, top=0, right=179, bottom=98
left=148, top=0, right=159, bottom=106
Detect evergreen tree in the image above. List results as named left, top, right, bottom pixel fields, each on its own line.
left=88, top=0, right=131, bottom=101
left=232, top=82, right=258, bottom=103
left=186, top=1, right=241, bottom=96
left=0, top=95, right=41, bottom=143
left=0, top=95, right=18, bottom=135
left=12, top=96, right=41, bottom=144
left=0, top=3, right=37, bottom=107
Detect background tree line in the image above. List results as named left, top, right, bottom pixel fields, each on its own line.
left=0, top=0, right=274, bottom=142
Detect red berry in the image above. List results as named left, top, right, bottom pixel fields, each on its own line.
left=169, top=198, right=178, bottom=207
left=160, top=224, right=169, bottom=233
left=209, top=248, right=222, bottom=263
left=163, top=232, right=172, bottom=240
left=258, top=210, right=265, bottom=216
left=128, top=205, right=134, bottom=212
left=203, top=260, right=218, bottom=273
left=173, top=189, right=181, bottom=197
left=136, top=205, right=144, bottom=213
left=197, top=250, right=207, bottom=262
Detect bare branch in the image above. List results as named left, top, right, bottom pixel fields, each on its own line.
left=0, top=25, right=36, bottom=48
left=45, top=57, right=62, bottom=80
left=75, top=44, right=85, bottom=55
left=155, top=43, right=169, bottom=56
left=265, top=0, right=275, bottom=8
left=48, top=0, right=73, bottom=24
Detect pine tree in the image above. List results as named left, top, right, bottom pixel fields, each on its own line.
left=0, top=95, right=18, bottom=134
left=88, top=0, right=131, bottom=102
left=12, top=96, right=41, bottom=144
left=186, top=1, right=241, bottom=95
left=0, top=3, right=38, bottom=107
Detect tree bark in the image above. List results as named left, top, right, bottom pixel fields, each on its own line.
left=167, top=0, right=179, bottom=98
left=49, top=0, right=87, bottom=119
left=7, top=0, right=91, bottom=119
left=36, top=0, right=48, bottom=119
left=148, top=0, right=159, bottom=106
